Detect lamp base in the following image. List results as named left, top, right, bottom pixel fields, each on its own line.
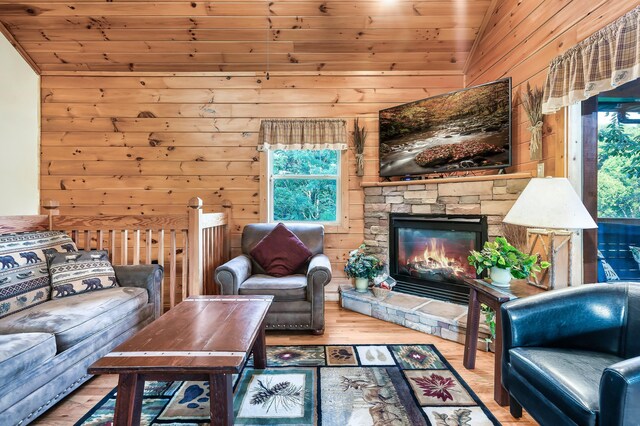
left=526, top=229, right=573, bottom=290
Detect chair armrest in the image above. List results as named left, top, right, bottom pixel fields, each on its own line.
left=501, top=284, right=627, bottom=365
left=306, top=254, right=332, bottom=301
left=113, top=264, right=164, bottom=320
left=600, top=357, right=640, bottom=426
left=215, top=255, right=252, bottom=295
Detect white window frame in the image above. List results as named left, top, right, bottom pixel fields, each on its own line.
left=567, top=103, right=584, bottom=286
left=266, top=149, right=343, bottom=225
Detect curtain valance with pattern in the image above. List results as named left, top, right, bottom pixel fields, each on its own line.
left=542, top=6, right=640, bottom=114
left=258, top=119, right=348, bottom=151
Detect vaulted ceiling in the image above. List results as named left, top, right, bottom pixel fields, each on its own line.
left=0, top=1, right=494, bottom=73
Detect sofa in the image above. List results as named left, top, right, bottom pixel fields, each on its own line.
left=501, top=282, right=640, bottom=426
left=0, top=262, right=163, bottom=425
left=215, top=223, right=332, bottom=334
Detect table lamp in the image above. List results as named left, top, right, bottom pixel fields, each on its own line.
left=503, top=177, right=597, bottom=289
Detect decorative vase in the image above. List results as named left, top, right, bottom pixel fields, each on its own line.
left=355, top=153, right=365, bottom=177
left=354, top=277, right=369, bottom=293
left=490, top=266, right=512, bottom=287
left=529, top=121, right=543, bottom=161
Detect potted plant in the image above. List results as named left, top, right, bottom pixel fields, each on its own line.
left=344, top=244, right=385, bottom=292
left=468, top=237, right=550, bottom=287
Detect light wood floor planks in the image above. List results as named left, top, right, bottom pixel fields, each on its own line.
left=33, top=303, right=535, bottom=425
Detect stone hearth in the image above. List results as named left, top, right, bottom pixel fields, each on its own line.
left=340, top=285, right=492, bottom=350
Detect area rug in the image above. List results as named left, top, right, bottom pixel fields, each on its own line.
left=76, top=344, right=500, bottom=425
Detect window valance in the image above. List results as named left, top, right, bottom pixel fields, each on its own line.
left=258, top=119, right=348, bottom=151
left=542, top=6, right=640, bottom=114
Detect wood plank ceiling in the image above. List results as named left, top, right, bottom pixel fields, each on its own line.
left=0, top=1, right=492, bottom=73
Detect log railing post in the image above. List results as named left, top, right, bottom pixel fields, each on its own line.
left=222, top=199, right=232, bottom=262
left=41, top=199, right=60, bottom=230
left=187, top=197, right=204, bottom=297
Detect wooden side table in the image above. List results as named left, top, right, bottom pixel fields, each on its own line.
left=462, top=278, right=545, bottom=406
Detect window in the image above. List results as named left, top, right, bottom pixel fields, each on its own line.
left=597, top=110, right=640, bottom=219
left=267, top=150, right=341, bottom=223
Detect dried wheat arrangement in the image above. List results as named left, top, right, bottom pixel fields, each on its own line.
left=353, top=118, right=368, bottom=177
left=522, top=82, right=544, bottom=161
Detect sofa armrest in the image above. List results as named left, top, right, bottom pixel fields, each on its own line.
left=306, top=254, right=332, bottom=331
left=600, top=357, right=640, bottom=426
left=306, top=254, right=332, bottom=301
left=501, top=284, right=627, bottom=366
left=113, top=264, right=164, bottom=320
left=215, top=255, right=252, bottom=295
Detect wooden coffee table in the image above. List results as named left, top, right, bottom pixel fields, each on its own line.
left=89, top=295, right=273, bottom=426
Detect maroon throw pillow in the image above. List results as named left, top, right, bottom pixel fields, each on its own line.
left=249, top=223, right=313, bottom=277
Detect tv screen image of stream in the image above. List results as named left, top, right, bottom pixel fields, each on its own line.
left=379, top=78, right=512, bottom=177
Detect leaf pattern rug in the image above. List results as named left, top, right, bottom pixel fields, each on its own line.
left=76, top=344, right=500, bottom=426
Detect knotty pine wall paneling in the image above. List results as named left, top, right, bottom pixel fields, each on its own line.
left=41, top=72, right=464, bottom=298
left=0, top=1, right=490, bottom=73
left=465, top=0, right=639, bottom=177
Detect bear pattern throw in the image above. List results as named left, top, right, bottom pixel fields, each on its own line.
left=0, top=231, right=78, bottom=318
left=49, top=250, right=118, bottom=299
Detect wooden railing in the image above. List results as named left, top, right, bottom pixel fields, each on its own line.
left=38, top=197, right=230, bottom=310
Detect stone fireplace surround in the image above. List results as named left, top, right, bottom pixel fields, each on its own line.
left=339, top=173, right=532, bottom=347
left=362, top=174, right=532, bottom=264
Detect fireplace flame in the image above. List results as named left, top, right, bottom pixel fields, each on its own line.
left=408, top=238, right=465, bottom=275
left=424, top=239, right=464, bottom=273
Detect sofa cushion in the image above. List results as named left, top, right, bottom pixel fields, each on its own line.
left=239, top=274, right=307, bottom=301
left=0, top=287, right=148, bottom=352
left=48, top=250, right=118, bottom=299
left=0, top=231, right=77, bottom=318
left=249, top=223, right=312, bottom=277
left=510, top=347, right=623, bottom=425
left=0, top=332, right=56, bottom=384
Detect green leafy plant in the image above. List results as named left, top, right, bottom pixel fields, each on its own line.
left=468, top=237, right=550, bottom=280
left=344, top=244, right=385, bottom=279
left=480, top=304, right=496, bottom=342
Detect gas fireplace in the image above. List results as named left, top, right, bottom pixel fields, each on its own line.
left=389, top=214, right=487, bottom=304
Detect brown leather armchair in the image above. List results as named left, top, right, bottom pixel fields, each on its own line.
left=214, top=223, right=332, bottom=334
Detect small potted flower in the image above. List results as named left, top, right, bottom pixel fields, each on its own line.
left=344, top=244, right=385, bottom=293
left=468, top=237, right=550, bottom=287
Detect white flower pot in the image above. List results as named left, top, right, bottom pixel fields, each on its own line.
left=354, top=277, right=369, bottom=293
left=490, top=266, right=512, bottom=287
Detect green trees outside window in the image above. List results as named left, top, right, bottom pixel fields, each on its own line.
left=597, top=113, right=640, bottom=219
left=270, top=150, right=340, bottom=222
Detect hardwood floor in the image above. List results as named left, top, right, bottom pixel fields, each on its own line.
left=34, top=302, right=536, bottom=425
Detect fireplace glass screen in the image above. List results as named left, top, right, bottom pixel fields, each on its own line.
left=397, top=228, right=477, bottom=285
left=389, top=214, right=487, bottom=304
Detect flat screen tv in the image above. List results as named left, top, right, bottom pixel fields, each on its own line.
left=379, top=78, right=512, bottom=177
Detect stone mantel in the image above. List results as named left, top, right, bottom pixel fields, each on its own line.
left=361, top=172, right=533, bottom=188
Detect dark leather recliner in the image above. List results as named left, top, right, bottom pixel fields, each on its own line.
left=501, top=282, right=640, bottom=426
left=214, top=223, right=332, bottom=334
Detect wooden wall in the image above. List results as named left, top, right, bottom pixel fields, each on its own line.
left=39, top=0, right=640, bottom=296
left=40, top=71, right=464, bottom=296
left=465, top=0, right=639, bottom=177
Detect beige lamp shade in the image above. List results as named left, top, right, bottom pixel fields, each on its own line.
left=503, top=177, right=597, bottom=230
